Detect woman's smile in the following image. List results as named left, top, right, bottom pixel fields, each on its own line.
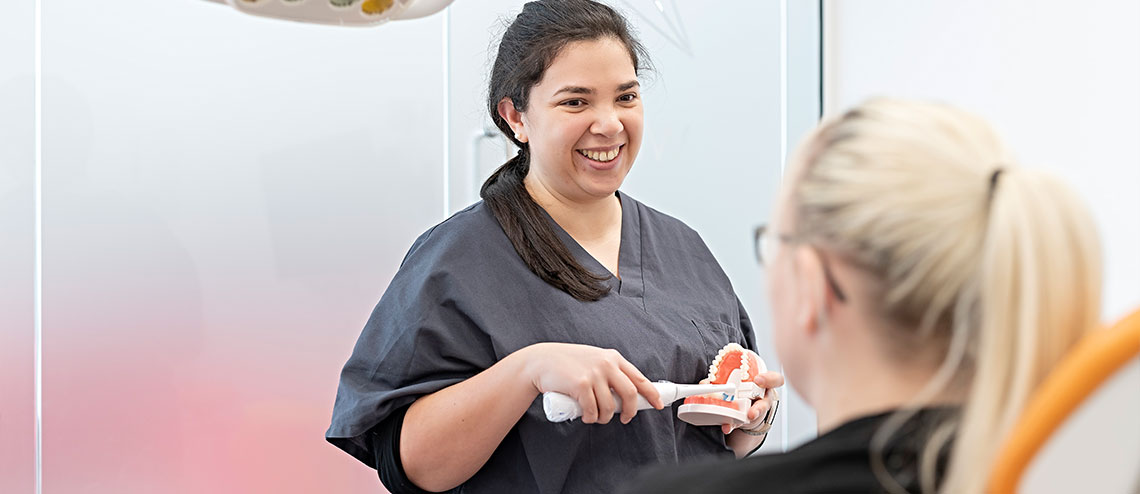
left=575, top=144, right=625, bottom=171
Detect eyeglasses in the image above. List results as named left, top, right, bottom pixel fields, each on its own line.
left=753, top=224, right=848, bottom=303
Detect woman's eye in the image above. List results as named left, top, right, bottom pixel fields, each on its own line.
left=562, top=99, right=585, bottom=108
left=619, top=93, right=638, bottom=103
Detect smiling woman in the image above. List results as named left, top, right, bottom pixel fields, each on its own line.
left=480, top=5, right=652, bottom=300
left=498, top=37, right=644, bottom=277
left=326, top=1, right=782, bottom=493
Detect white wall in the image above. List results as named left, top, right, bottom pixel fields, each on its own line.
left=825, top=0, right=1140, bottom=322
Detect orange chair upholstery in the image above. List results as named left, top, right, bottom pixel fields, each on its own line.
left=987, top=308, right=1140, bottom=493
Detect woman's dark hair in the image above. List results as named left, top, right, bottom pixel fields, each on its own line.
left=481, top=0, right=651, bottom=302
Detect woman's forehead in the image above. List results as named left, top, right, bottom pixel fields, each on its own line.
left=534, top=38, right=637, bottom=95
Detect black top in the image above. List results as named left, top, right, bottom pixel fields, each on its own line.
left=368, top=405, right=430, bottom=494
left=621, top=408, right=954, bottom=494
left=327, top=191, right=756, bottom=494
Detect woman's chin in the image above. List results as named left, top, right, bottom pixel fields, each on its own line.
left=580, top=168, right=631, bottom=197
left=579, top=179, right=625, bottom=199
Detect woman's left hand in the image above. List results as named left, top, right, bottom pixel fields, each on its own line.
left=721, top=371, right=784, bottom=435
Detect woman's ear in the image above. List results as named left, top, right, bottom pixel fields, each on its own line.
left=792, top=246, right=827, bottom=337
left=496, top=97, right=528, bottom=143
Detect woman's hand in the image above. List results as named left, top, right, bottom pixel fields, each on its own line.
left=722, top=371, right=784, bottom=435
left=519, top=342, right=665, bottom=425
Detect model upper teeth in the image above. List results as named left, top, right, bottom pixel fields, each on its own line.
left=578, top=148, right=619, bottom=162
left=707, top=343, right=749, bottom=382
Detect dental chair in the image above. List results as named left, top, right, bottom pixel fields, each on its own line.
left=987, top=308, right=1140, bottom=493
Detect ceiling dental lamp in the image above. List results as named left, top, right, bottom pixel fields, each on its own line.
left=203, top=0, right=454, bottom=26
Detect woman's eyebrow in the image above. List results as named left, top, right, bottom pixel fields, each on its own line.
left=554, top=86, right=593, bottom=96
left=553, top=80, right=639, bottom=97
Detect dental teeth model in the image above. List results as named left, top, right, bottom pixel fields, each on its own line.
left=676, top=343, right=767, bottom=427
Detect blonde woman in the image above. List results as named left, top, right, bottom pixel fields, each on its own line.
left=624, top=98, right=1102, bottom=493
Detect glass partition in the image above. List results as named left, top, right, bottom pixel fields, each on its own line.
left=24, top=0, right=820, bottom=491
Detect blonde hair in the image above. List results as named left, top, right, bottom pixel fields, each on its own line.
left=790, top=98, right=1103, bottom=493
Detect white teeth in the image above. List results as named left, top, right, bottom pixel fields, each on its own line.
left=706, top=343, right=748, bottom=382
left=578, top=147, right=620, bottom=162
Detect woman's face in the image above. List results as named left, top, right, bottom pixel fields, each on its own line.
left=516, top=37, right=643, bottom=203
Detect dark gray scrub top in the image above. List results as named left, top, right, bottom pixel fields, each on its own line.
left=327, top=191, right=756, bottom=494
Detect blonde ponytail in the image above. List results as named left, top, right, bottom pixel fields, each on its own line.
left=790, top=98, right=1103, bottom=493
left=946, top=166, right=1102, bottom=493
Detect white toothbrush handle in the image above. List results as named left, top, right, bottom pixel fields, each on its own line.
left=543, top=382, right=676, bottom=422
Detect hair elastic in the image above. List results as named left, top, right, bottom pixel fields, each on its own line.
left=988, top=168, right=1004, bottom=203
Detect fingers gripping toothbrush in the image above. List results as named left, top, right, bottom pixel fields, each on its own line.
left=543, top=370, right=764, bottom=423
left=542, top=343, right=768, bottom=425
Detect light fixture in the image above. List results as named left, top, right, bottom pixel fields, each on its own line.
left=202, top=0, right=453, bottom=26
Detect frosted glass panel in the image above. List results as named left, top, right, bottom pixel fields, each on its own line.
left=0, top=1, right=36, bottom=492
left=41, top=1, right=444, bottom=491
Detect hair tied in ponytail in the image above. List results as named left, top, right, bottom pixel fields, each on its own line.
left=481, top=0, right=646, bottom=302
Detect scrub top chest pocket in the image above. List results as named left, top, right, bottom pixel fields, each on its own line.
left=691, top=319, right=746, bottom=365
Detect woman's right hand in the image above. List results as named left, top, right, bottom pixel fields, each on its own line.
left=518, top=343, right=664, bottom=425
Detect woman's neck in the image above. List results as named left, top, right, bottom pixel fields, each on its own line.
left=523, top=175, right=621, bottom=244
left=810, top=324, right=963, bottom=434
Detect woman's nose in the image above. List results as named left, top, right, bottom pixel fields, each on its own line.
left=590, top=107, right=624, bottom=137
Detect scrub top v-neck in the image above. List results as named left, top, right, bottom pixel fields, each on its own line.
left=541, top=192, right=644, bottom=300
left=328, top=191, right=755, bottom=494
